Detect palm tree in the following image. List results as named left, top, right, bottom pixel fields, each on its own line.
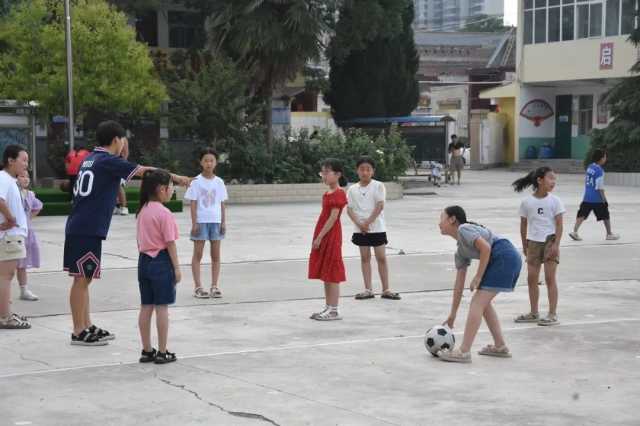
left=207, top=0, right=329, bottom=147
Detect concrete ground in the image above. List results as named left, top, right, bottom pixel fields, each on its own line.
left=1, top=169, right=639, bottom=426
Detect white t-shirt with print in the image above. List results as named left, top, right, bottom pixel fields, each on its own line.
left=184, top=174, right=228, bottom=224
left=0, top=170, right=28, bottom=238
left=519, top=193, right=566, bottom=242
left=347, top=180, right=386, bottom=233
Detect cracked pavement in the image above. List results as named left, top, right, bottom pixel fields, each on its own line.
left=1, top=170, right=639, bottom=425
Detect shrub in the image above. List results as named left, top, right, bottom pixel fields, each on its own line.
left=219, top=125, right=412, bottom=184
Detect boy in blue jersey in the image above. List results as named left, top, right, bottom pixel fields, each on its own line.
left=64, top=121, right=188, bottom=346
left=569, top=149, right=620, bottom=242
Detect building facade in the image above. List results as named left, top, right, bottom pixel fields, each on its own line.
left=481, top=0, right=639, bottom=163
left=415, top=30, right=515, bottom=138
left=414, top=0, right=505, bottom=30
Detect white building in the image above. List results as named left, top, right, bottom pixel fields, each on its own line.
left=414, top=0, right=505, bottom=30
left=480, top=0, right=639, bottom=164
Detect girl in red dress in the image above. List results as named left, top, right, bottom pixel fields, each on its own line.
left=309, top=159, right=348, bottom=321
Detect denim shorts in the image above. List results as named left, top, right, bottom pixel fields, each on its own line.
left=138, top=250, right=176, bottom=305
left=191, top=223, right=225, bottom=241
left=479, top=239, right=522, bottom=293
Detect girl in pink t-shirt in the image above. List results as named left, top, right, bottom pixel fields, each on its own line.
left=136, top=170, right=180, bottom=364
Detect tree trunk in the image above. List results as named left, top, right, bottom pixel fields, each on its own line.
left=264, top=85, right=273, bottom=149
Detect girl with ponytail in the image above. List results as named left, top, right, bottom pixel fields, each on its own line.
left=512, top=166, right=553, bottom=193
left=308, top=158, right=349, bottom=321
left=136, top=169, right=181, bottom=364
left=436, top=205, right=522, bottom=363
left=513, top=167, right=565, bottom=327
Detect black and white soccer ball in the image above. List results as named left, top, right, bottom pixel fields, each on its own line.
left=424, top=325, right=455, bottom=357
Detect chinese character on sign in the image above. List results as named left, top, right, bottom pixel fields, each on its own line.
left=600, top=43, right=614, bottom=70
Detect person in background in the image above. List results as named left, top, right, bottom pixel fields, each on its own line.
left=16, top=170, right=43, bottom=301
left=65, top=144, right=90, bottom=194
left=446, top=134, right=458, bottom=184
left=569, top=149, right=620, bottom=241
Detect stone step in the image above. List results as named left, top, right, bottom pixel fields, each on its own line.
left=511, top=159, right=585, bottom=174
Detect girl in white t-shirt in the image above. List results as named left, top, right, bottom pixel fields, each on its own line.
left=184, top=149, right=228, bottom=299
left=0, top=145, right=30, bottom=329
left=512, top=167, right=565, bottom=326
left=347, top=157, right=400, bottom=300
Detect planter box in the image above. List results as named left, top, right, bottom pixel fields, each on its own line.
left=33, top=187, right=182, bottom=216
left=605, top=173, right=640, bottom=187
left=180, top=182, right=404, bottom=205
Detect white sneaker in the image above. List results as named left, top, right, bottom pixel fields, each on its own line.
left=113, top=207, right=120, bottom=215
left=568, top=231, right=582, bottom=241
left=119, top=207, right=129, bottom=216
left=20, top=288, right=39, bottom=301
left=606, top=234, right=620, bottom=241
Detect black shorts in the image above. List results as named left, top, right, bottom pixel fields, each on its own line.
left=577, top=202, right=610, bottom=221
left=63, top=235, right=103, bottom=279
left=138, top=250, right=176, bottom=305
left=352, top=232, right=388, bottom=247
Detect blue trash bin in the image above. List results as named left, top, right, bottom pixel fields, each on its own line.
left=539, top=144, right=554, bottom=159
left=525, top=145, right=538, bottom=159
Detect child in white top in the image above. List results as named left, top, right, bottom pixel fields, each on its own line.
left=347, top=157, right=400, bottom=300
left=513, top=167, right=565, bottom=326
left=184, top=148, right=228, bottom=299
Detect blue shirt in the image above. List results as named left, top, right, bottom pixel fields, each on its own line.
left=65, top=148, right=139, bottom=238
left=583, top=163, right=605, bottom=203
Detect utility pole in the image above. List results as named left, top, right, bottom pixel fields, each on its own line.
left=64, top=0, right=75, bottom=150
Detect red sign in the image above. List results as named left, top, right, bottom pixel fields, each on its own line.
left=520, top=99, right=554, bottom=127
left=600, top=42, right=614, bottom=70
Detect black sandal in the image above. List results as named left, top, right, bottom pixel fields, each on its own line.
left=154, top=350, right=177, bottom=364
left=381, top=291, right=401, bottom=300
left=355, top=290, right=375, bottom=300
left=139, top=348, right=157, bottom=363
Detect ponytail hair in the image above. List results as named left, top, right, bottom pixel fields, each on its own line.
left=444, top=205, right=484, bottom=228
left=321, top=158, right=348, bottom=187
left=137, top=169, right=171, bottom=216
left=512, top=166, right=553, bottom=193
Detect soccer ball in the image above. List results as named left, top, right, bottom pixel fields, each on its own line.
left=424, top=325, right=455, bottom=357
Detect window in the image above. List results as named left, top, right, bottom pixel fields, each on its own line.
left=524, top=0, right=628, bottom=45
left=589, top=2, right=603, bottom=37
left=577, top=3, right=589, bottom=38
left=525, top=10, right=534, bottom=44
left=549, top=6, right=561, bottom=41
left=135, top=11, right=158, bottom=47
left=578, top=95, right=593, bottom=135
left=621, top=0, right=637, bottom=34
left=168, top=11, right=204, bottom=49
left=535, top=8, right=548, bottom=42
left=562, top=5, right=575, bottom=39
left=606, top=0, right=621, bottom=36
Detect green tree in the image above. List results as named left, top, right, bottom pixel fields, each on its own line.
left=0, top=0, right=19, bottom=16
left=107, top=0, right=160, bottom=13
left=325, top=0, right=419, bottom=121
left=461, top=14, right=510, bottom=33
left=588, top=14, right=640, bottom=171
left=0, top=0, right=167, bottom=119
left=154, top=50, right=253, bottom=173
left=205, top=0, right=327, bottom=147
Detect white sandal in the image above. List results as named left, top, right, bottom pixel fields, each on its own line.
left=478, top=344, right=512, bottom=358
left=313, top=310, right=342, bottom=321
left=193, top=287, right=209, bottom=299
left=438, top=348, right=471, bottom=363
